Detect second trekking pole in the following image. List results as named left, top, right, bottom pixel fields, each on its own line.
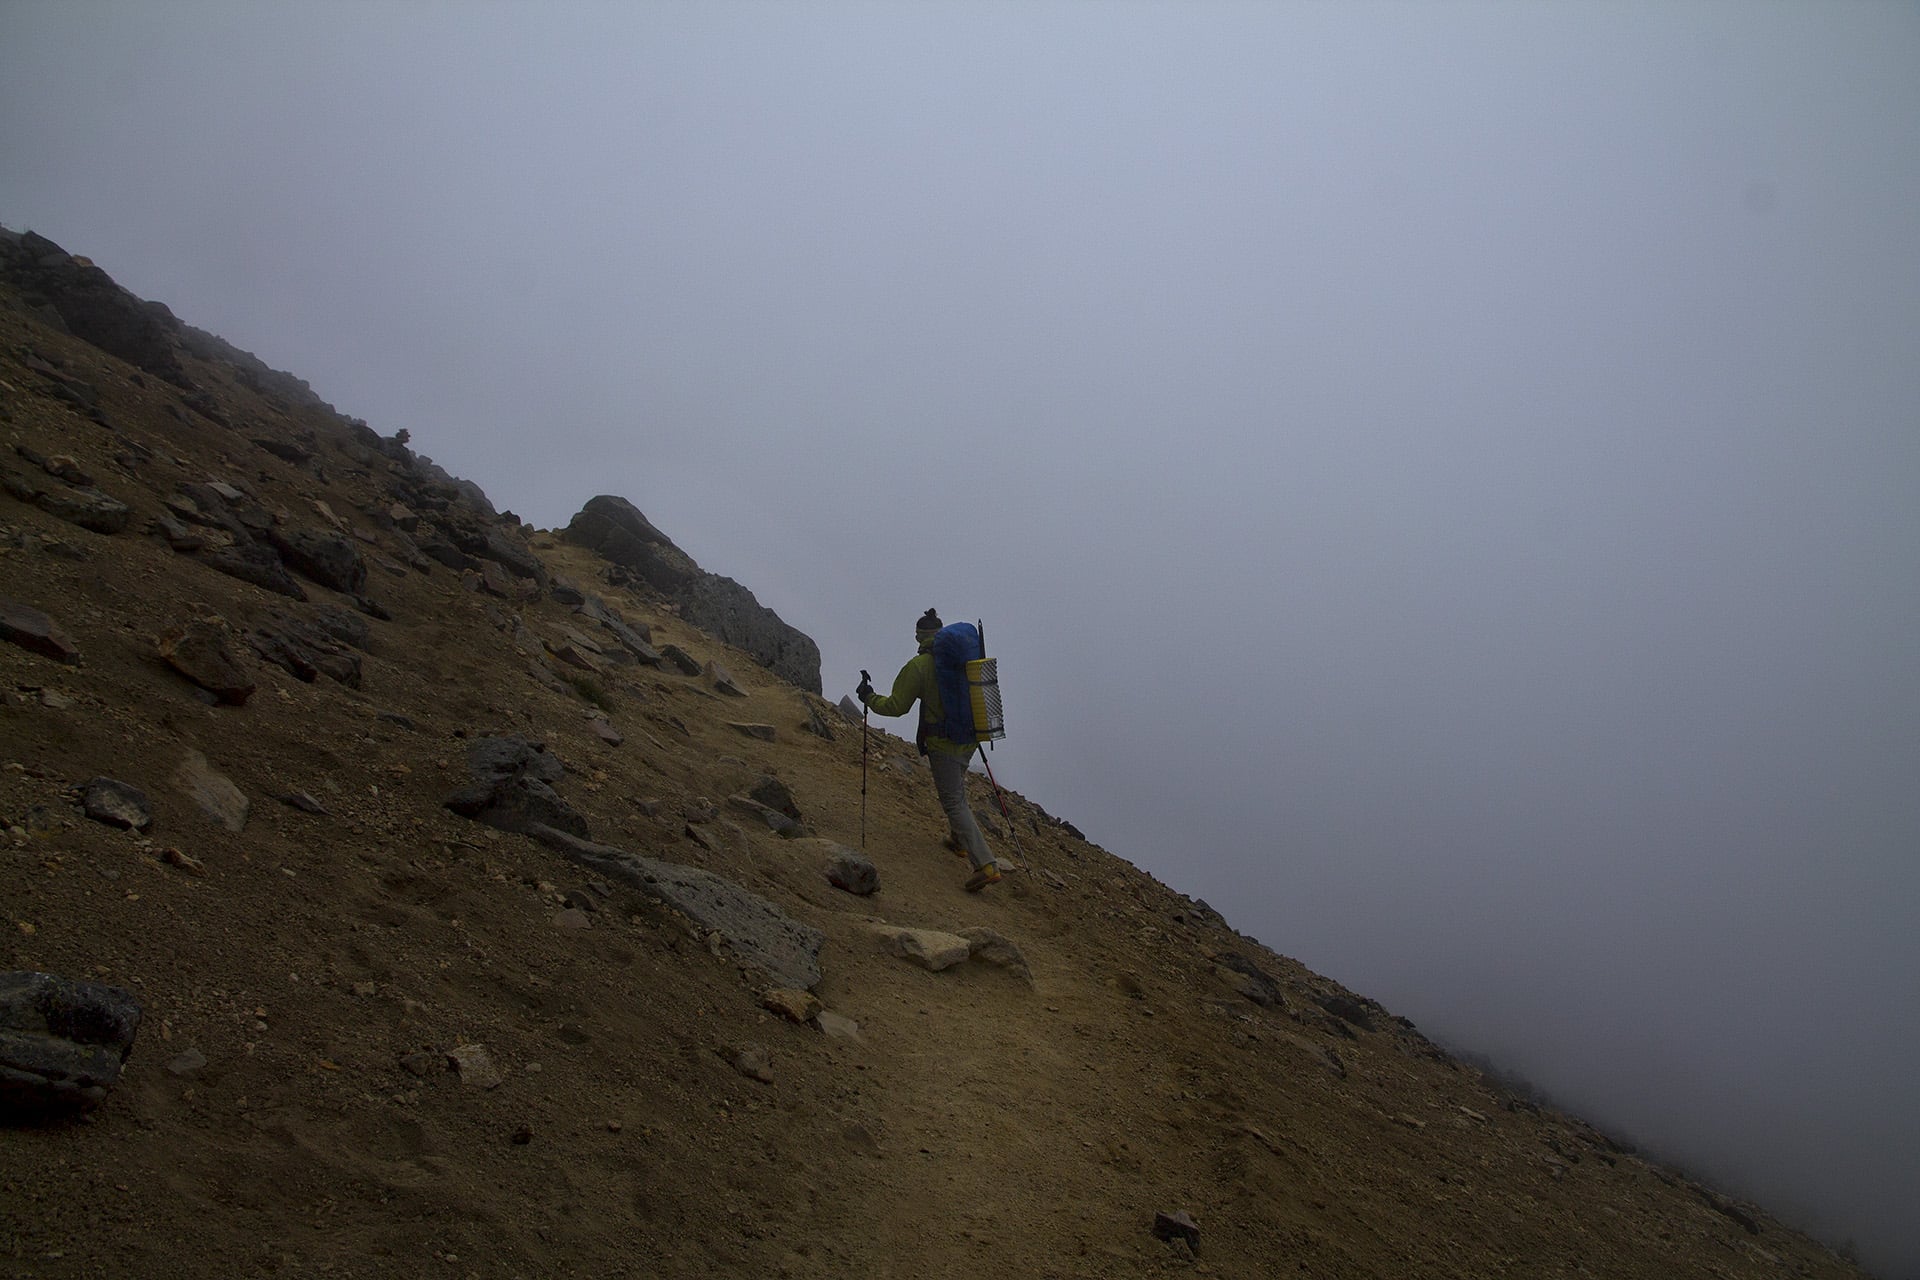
left=859, top=669, right=871, bottom=850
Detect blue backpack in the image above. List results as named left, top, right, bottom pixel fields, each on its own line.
left=928, top=621, right=1005, bottom=746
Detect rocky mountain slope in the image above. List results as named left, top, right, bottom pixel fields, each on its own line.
left=0, top=230, right=1869, bottom=1279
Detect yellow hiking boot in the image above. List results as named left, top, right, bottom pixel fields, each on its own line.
left=963, top=864, right=1002, bottom=892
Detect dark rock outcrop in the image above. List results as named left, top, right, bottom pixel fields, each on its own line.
left=194, top=542, right=308, bottom=600
left=1218, top=953, right=1284, bottom=1008
left=268, top=526, right=367, bottom=595
left=0, top=231, right=191, bottom=386
left=677, top=573, right=822, bottom=696
left=248, top=611, right=365, bottom=689
left=178, top=324, right=336, bottom=415
left=564, top=496, right=822, bottom=693
left=563, top=495, right=693, bottom=592
left=1316, top=992, right=1381, bottom=1033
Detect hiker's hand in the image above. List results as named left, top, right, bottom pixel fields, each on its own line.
left=857, top=677, right=874, bottom=703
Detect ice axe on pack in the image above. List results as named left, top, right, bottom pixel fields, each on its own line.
left=968, top=622, right=1024, bottom=861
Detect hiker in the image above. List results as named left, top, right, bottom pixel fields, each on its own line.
left=858, top=608, right=1001, bottom=891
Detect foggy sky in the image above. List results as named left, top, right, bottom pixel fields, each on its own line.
left=3, top=2, right=1917, bottom=1273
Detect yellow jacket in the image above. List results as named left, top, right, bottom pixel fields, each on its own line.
left=863, top=646, right=974, bottom=760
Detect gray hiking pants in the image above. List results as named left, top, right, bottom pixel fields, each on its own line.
left=928, top=748, right=994, bottom=871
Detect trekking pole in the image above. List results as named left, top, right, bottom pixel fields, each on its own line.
left=977, top=749, right=1024, bottom=861
left=859, top=669, right=871, bottom=850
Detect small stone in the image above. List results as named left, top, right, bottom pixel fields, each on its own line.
left=0, top=597, right=80, bottom=664
left=166, top=1047, right=209, bottom=1077
left=552, top=908, right=592, bottom=930
left=162, top=847, right=206, bottom=876
left=157, top=620, right=254, bottom=705
left=871, top=925, right=972, bottom=972
left=20, top=806, right=60, bottom=838
left=277, top=791, right=329, bottom=815
left=550, top=641, right=601, bottom=672
left=172, top=750, right=249, bottom=832
left=37, top=538, right=87, bottom=562
left=34, top=485, right=132, bottom=535
left=760, top=989, right=822, bottom=1023
left=747, top=775, right=800, bottom=819
left=42, top=455, right=92, bottom=486
left=399, top=1051, right=440, bottom=1078
left=587, top=717, right=623, bottom=746
left=813, top=1011, right=862, bottom=1043
left=351, top=982, right=377, bottom=998
left=81, top=778, right=152, bottom=831
left=727, top=722, right=777, bottom=742
left=149, top=514, right=206, bottom=548
left=825, top=848, right=878, bottom=896
left=447, top=1044, right=503, bottom=1089
left=727, top=794, right=802, bottom=837
left=1153, top=1210, right=1201, bottom=1248
left=660, top=644, right=703, bottom=676
left=959, top=927, right=1031, bottom=979
left=730, top=1043, right=775, bottom=1084
left=510, top=1124, right=533, bottom=1145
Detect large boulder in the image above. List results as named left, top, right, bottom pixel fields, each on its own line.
left=0, top=971, right=142, bottom=1117
left=529, top=825, right=825, bottom=991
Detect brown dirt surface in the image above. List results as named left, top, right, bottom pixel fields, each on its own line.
left=0, top=264, right=1869, bottom=1279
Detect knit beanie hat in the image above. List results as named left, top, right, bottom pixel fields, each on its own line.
left=916, top=608, right=942, bottom=634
